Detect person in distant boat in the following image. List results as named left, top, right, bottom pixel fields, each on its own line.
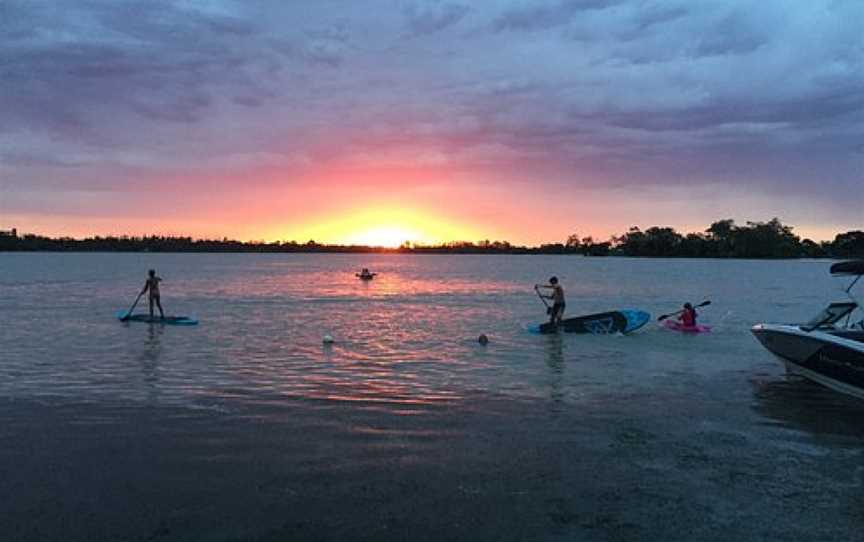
left=679, top=302, right=697, bottom=327
left=140, top=269, right=164, bottom=319
left=538, top=276, right=566, bottom=325
left=358, top=268, right=375, bottom=279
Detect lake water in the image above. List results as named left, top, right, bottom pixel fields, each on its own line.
left=1, top=254, right=863, bottom=541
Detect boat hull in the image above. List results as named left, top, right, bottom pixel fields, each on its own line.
left=752, top=324, right=864, bottom=400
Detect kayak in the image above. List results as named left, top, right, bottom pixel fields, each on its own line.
left=117, top=311, right=199, bottom=326
left=535, top=309, right=651, bottom=335
left=663, top=320, right=711, bottom=333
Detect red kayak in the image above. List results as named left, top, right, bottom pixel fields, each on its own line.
left=663, top=320, right=711, bottom=333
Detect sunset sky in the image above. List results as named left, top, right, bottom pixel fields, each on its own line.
left=1, top=0, right=862, bottom=246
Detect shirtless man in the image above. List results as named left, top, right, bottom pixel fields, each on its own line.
left=140, top=269, right=164, bottom=319
left=537, top=276, right=566, bottom=325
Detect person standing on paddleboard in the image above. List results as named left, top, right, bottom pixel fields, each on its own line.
left=140, top=269, right=165, bottom=319
left=538, top=276, right=566, bottom=325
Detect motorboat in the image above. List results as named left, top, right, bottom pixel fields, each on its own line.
left=752, top=260, right=864, bottom=399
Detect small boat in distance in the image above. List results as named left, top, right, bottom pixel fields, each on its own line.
left=356, top=268, right=377, bottom=281
left=752, top=260, right=864, bottom=400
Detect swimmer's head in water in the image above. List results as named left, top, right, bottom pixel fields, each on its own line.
left=478, top=334, right=489, bottom=345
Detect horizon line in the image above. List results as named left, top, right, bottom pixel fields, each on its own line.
left=3, top=220, right=861, bottom=250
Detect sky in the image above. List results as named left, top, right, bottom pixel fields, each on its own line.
left=1, top=0, right=862, bottom=246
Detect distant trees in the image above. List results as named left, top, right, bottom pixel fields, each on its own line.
left=832, top=231, right=864, bottom=258
left=613, top=226, right=682, bottom=257
left=611, top=218, right=861, bottom=259
left=1, top=220, right=861, bottom=258
left=559, top=233, right=611, bottom=256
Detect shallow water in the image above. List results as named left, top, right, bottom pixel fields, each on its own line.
left=1, top=254, right=862, bottom=541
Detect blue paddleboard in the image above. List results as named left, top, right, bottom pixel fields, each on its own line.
left=534, top=309, right=650, bottom=335
left=618, top=309, right=651, bottom=333
left=116, top=311, right=199, bottom=326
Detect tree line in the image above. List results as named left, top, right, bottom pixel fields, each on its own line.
left=609, top=219, right=862, bottom=259
left=1, top=218, right=861, bottom=258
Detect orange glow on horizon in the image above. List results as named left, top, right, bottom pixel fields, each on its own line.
left=344, top=227, right=419, bottom=248
left=267, top=205, right=481, bottom=247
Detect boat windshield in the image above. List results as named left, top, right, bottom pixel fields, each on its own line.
left=801, top=302, right=858, bottom=331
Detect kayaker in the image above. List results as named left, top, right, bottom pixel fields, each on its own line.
left=537, top=276, right=566, bottom=325
left=679, top=302, right=697, bottom=327
left=140, top=269, right=164, bottom=319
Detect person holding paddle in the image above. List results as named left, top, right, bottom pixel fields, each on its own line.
left=140, top=269, right=165, bottom=320
left=679, top=302, right=697, bottom=326
left=536, top=276, right=566, bottom=326
left=657, top=300, right=712, bottom=332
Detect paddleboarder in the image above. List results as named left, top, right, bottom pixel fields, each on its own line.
left=537, top=276, right=566, bottom=326
left=140, top=269, right=165, bottom=320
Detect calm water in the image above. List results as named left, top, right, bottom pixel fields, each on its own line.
left=1, top=254, right=863, bottom=541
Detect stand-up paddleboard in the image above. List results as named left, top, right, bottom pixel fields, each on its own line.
left=535, top=309, right=650, bottom=335
left=117, top=311, right=198, bottom=326
left=662, top=320, right=711, bottom=333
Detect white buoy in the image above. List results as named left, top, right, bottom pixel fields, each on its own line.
left=322, top=334, right=334, bottom=344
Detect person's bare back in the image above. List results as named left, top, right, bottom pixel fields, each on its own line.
left=141, top=269, right=164, bottom=318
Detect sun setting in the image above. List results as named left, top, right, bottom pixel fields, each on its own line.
left=343, top=227, right=418, bottom=248
left=4, top=2, right=864, bottom=540
left=272, top=205, right=482, bottom=247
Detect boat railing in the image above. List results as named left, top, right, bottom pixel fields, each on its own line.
left=800, top=302, right=859, bottom=332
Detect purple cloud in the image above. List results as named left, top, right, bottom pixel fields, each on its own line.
left=1, top=0, right=861, bottom=236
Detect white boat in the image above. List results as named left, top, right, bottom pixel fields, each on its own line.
left=752, top=260, right=864, bottom=400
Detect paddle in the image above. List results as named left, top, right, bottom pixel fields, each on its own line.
left=534, top=285, right=552, bottom=315
left=120, top=291, right=144, bottom=322
left=657, top=300, right=711, bottom=321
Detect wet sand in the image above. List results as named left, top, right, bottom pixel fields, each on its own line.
left=3, top=380, right=863, bottom=542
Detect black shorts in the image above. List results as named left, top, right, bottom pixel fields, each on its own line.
left=552, top=302, right=565, bottom=315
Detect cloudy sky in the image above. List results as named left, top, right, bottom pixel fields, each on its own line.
left=1, top=0, right=862, bottom=245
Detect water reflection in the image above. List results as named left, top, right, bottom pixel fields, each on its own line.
left=752, top=376, right=864, bottom=438
left=543, top=334, right=566, bottom=407
left=138, top=323, right=164, bottom=402
left=188, top=261, right=523, bottom=302
left=5, top=253, right=850, bottom=423
left=543, top=334, right=565, bottom=373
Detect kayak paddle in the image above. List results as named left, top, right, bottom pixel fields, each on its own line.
left=657, top=300, right=711, bottom=321
left=120, top=291, right=144, bottom=322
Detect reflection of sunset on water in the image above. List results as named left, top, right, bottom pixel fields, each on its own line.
left=182, top=255, right=523, bottom=408
left=186, top=257, right=523, bottom=300
left=4, top=0, right=863, bottom=538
